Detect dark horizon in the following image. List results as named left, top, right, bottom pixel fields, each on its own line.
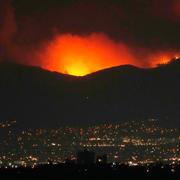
left=0, top=58, right=180, bottom=128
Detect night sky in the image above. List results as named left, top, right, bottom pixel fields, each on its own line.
left=1, top=0, right=180, bottom=75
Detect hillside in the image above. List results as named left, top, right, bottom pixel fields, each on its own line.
left=0, top=59, right=180, bottom=128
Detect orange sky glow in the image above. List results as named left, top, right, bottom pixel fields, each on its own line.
left=39, top=33, right=180, bottom=76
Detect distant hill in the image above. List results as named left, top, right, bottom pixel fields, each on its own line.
left=0, top=59, right=180, bottom=128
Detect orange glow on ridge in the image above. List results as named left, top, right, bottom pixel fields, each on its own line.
left=39, top=33, right=180, bottom=76
left=149, top=53, right=180, bottom=67
left=40, top=33, right=136, bottom=76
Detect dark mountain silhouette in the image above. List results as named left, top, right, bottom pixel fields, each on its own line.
left=0, top=59, right=180, bottom=128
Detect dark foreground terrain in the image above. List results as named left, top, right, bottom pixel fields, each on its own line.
left=0, top=164, right=180, bottom=180
left=1, top=59, right=180, bottom=128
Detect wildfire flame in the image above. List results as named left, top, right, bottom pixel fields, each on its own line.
left=39, top=33, right=180, bottom=76
left=40, top=33, right=136, bottom=76
left=149, top=54, right=180, bottom=67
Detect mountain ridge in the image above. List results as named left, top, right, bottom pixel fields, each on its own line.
left=0, top=59, right=180, bottom=128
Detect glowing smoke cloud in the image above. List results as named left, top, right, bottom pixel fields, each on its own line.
left=0, top=0, right=180, bottom=76
left=0, top=0, right=17, bottom=58
left=39, top=33, right=137, bottom=76
left=38, top=33, right=180, bottom=76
